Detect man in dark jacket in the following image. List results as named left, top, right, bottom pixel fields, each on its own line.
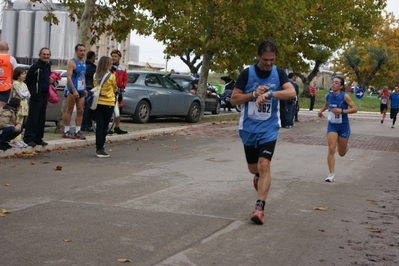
left=82, top=51, right=97, bottom=131
left=23, top=47, right=51, bottom=147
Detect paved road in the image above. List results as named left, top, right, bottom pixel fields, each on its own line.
left=0, top=111, right=398, bottom=265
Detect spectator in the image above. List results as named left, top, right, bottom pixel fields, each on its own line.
left=23, top=47, right=51, bottom=147
left=0, top=41, right=18, bottom=108
left=0, top=98, right=22, bottom=150
left=82, top=51, right=97, bottom=131
left=92, top=56, right=118, bottom=158
left=10, top=67, right=30, bottom=148
left=110, top=49, right=128, bottom=134
left=285, top=73, right=299, bottom=128
left=309, top=81, right=316, bottom=111
left=62, top=44, right=87, bottom=140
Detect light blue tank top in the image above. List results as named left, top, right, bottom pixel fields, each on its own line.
left=238, top=65, right=281, bottom=133
left=326, top=91, right=349, bottom=124
left=66, top=58, right=86, bottom=93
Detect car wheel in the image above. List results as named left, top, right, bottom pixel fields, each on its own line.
left=186, top=102, right=201, bottom=123
left=133, top=100, right=150, bottom=123
left=235, top=104, right=241, bottom=112
left=211, top=101, right=221, bottom=114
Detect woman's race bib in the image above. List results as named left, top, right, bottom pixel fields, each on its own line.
left=381, top=98, right=387, bottom=104
left=248, top=100, right=272, bottom=120
left=328, top=111, right=342, bottom=124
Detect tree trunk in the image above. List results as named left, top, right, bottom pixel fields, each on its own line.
left=78, top=0, right=95, bottom=46
left=197, top=51, right=213, bottom=117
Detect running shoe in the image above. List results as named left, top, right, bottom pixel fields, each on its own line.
left=9, top=141, right=24, bottom=148
left=253, top=174, right=259, bottom=192
left=96, top=149, right=110, bottom=158
left=62, top=131, right=75, bottom=139
left=251, top=206, right=264, bottom=225
left=17, top=140, right=29, bottom=148
left=75, top=131, right=86, bottom=140
left=325, top=173, right=335, bottom=182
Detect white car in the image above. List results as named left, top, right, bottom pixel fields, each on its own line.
left=54, top=70, right=67, bottom=89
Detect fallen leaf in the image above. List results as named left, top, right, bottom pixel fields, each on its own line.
left=367, top=228, right=383, bottom=233
left=54, top=165, right=62, bottom=171
left=136, top=147, right=140, bottom=151
left=30, top=162, right=36, bottom=165
left=4, top=183, right=10, bottom=186
left=313, top=207, right=328, bottom=211
left=2, top=209, right=11, bottom=214
left=64, top=239, right=72, bottom=242
left=117, top=259, right=132, bottom=263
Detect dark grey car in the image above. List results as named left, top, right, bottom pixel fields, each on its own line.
left=170, top=74, right=221, bottom=114
left=122, top=71, right=204, bottom=123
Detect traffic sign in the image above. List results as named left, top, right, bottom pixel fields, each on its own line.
left=355, top=89, right=364, bottom=99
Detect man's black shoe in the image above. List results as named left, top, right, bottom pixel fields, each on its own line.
left=81, top=127, right=94, bottom=132
left=114, top=127, right=128, bottom=134
left=0, top=142, right=12, bottom=151
left=26, top=141, right=37, bottom=147
left=36, top=140, right=48, bottom=146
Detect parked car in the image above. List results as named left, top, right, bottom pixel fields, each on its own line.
left=17, top=64, right=31, bottom=71
left=170, top=74, right=221, bottom=114
left=122, top=71, right=204, bottom=123
left=54, top=70, right=67, bottom=89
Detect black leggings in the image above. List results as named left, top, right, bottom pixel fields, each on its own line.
left=390, top=108, right=398, bottom=125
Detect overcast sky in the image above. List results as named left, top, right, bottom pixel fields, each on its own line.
left=130, top=0, right=399, bottom=73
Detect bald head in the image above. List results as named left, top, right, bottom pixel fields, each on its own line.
left=0, top=42, right=9, bottom=53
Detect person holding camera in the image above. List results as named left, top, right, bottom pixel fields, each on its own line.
left=110, top=49, right=128, bottom=134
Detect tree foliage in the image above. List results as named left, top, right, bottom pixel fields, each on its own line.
left=31, top=0, right=387, bottom=100
left=333, top=12, right=399, bottom=89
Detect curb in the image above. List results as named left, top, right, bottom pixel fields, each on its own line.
left=0, top=125, right=194, bottom=159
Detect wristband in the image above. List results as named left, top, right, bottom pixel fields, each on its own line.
left=341, top=109, right=344, bottom=114
left=269, top=90, right=273, bottom=98
left=252, top=91, right=256, bottom=99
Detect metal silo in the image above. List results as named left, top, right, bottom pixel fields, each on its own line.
left=2, top=10, right=19, bottom=58
left=50, top=11, right=68, bottom=65
left=33, top=11, right=50, bottom=57
left=64, top=16, right=78, bottom=60
left=16, top=10, right=35, bottom=63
